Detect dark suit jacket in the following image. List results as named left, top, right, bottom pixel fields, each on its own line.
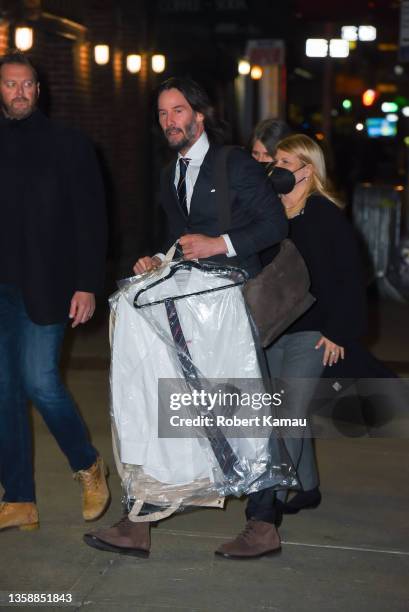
left=0, top=110, right=107, bottom=324
left=159, top=143, right=287, bottom=277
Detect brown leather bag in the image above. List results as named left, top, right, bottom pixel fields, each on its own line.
left=243, top=239, right=315, bottom=347
left=214, top=148, right=315, bottom=348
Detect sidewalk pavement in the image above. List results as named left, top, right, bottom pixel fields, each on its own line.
left=1, top=296, right=408, bottom=611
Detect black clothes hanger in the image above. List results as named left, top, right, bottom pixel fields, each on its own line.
left=133, top=260, right=247, bottom=309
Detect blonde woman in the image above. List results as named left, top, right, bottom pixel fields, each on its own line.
left=266, top=134, right=367, bottom=513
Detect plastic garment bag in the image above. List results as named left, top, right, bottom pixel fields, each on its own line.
left=109, top=260, right=297, bottom=521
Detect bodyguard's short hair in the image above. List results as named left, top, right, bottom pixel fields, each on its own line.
left=0, top=50, right=39, bottom=82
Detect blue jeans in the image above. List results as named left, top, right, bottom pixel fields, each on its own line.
left=0, top=284, right=97, bottom=502
left=265, top=331, right=325, bottom=498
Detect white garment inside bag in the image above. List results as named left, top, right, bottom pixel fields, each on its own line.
left=111, top=265, right=268, bottom=486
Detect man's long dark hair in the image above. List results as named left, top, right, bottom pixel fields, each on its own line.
left=156, top=77, right=226, bottom=144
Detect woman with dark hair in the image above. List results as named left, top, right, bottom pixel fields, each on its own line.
left=250, top=118, right=291, bottom=164
left=250, top=119, right=292, bottom=266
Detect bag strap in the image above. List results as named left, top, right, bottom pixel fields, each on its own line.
left=213, top=145, right=239, bottom=233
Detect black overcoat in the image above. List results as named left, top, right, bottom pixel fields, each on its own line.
left=0, top=110, right=107, bottom=324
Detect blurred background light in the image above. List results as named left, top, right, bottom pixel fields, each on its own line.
left=238, top=59, right=251, bottom=75
left=15, top=26, right=33, bottom=51
left=358, top=26, right=377, bottom=42
left=306, top=39, right=328, bottom=57
left=250, top=65, right=263, bottom=80
left=329, top=39, right=349, bottom=58
left=94, top=45, right=110, bottom=65
left=151, top=54, right=166, bottom=73
left=126, top=54, right=142, bottom=73
left=341, top=26, right=358, bottom=42
left=381, top=101, right=398, bottom=112
left=362, top=89, right=376, bottom=107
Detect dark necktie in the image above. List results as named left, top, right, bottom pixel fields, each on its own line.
left=164, top=297, right=199, bottom=385
left=164, top=297, right=240, bottom=481
left=177, top=158, right=190, bottom=217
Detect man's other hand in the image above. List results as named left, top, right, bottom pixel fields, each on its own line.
left=179, top=234, right=227, bottom=260
left=69, top=291, right=96, bottom=328
left=133, top=256, right=162, bottom=275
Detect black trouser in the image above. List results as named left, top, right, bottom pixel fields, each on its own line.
left=246, top=487, right=279, bottom=524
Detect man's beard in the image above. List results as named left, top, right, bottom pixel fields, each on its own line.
left=1, top=96, right=37, bottom=120
left=165, top=118, right=198, bottom=151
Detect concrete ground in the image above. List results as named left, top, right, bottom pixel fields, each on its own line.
left=1, top=297, right=408, bottom=611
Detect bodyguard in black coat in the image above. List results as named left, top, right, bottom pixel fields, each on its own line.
left=0, top=51, right=109, bottom=532
left=0, top=108, right=107, bottom=324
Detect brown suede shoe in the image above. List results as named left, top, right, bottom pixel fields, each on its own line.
left=74, top=456, right=110, bottom=521
left=215, top=519, right=281, bottom=559
left=0, top=502, right=39, bottom=532
left=83, top=516, right=150, bottom=557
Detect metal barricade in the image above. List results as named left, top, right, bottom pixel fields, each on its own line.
left=352, top=184, right=402, bottom=283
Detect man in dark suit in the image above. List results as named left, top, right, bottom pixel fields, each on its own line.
left=136, top=77, right=286, bottom=277
left=0, top=51, right=109, bottom=532
left=84, top=77, right=288, bottom=559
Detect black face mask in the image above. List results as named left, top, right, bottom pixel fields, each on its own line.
left=267, top=166, right=296, bottom=195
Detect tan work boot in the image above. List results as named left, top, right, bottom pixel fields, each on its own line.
left=215, top=519, right=281, bottom=559
left=73, top=456, right=110, bottom=521
left=0, top=502, right=39, bottom=532
left=83, top=516, right=150, bottom=557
